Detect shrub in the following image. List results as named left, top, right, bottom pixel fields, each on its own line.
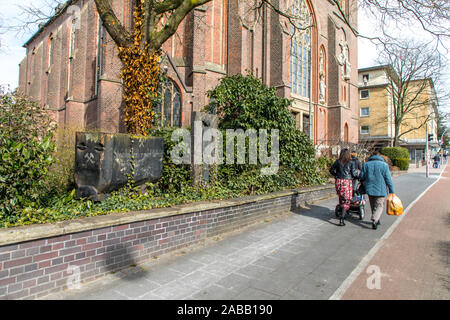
left=205, top=73, right=295, bottom=133
left=0, top=94, right=57, bottom=217
left=381, top=147, right=409, bottom=162
left=393, top=158, right=410, bottom=171
left=317, top=155, right=335, bottom=181
left=381, top=147, right=410, bottom=171
left=205, top=73, right=323, bottom=187
left=45, top=126, right=80, bottom=195
left=148, top=127, right=192, bottom=194
left=380, top=154, right=393, bottom=167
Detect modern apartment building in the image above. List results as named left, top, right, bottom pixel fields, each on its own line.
left=358, top=65, right=439, bottom=163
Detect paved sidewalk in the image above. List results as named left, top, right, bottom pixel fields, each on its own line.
left=342, top=163, right=450, bottom=300
left=42, top=166, right=444, bottom=300
left=407, top=160, right=447, bottom=175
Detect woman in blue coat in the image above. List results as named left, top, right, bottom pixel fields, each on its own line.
left=359, top=150, right=395, bottom=230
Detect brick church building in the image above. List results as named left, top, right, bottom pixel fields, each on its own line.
left=18, top=0, right=359, bottom=146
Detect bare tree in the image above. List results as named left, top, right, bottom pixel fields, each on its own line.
left=4, top=0, right=449, bottom=134
left=376, top=41, right=448, bottom=146
left=358, top=0, right=450, bottom=43
left=0, top=0, right=66, bottom=36
left=5, top=0, right=449, bottom=49
left=437, top=110, right=450, bottom=147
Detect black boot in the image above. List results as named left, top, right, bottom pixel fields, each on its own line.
left=372, top=219, right=380, bottom=230
left=339, top=210, right=347, bottom=226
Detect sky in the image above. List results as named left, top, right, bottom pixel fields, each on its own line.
left=0, top=0, right=29, bottom=91
left=0, top=0, right=381, bottom=90
left=0, top=0, right=448, bottom=117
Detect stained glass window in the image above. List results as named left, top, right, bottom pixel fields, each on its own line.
left=290, top=0, right=311, bottom=98
left=157, top=79, right=182, bottom=127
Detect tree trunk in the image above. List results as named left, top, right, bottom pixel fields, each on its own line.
left=394, top=124, right=400, bottom=147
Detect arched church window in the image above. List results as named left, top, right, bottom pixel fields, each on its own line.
left=156, top=79, right=182, bottom=127
left=290, top=0, right=311, bottom=98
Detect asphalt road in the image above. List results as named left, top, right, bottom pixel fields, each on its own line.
left=44, top=166, right=444, bottom=300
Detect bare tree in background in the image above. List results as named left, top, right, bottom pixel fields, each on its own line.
left=375, top=41, right=448, bottom=146
left=0, top=0, right=65, bottom=35
left=2, top=0, right=449, bottom=46
left=2, top=0, right=449, bottom=132
left=358, top=0, right=450, bottom=44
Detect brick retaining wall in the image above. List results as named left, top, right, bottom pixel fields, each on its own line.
left=0, top=185, right=334, bottom=300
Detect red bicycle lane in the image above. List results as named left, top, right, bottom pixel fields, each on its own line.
left=341, top=162, right=450, bottom=300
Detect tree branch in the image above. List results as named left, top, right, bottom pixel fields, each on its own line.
left=94, top=0, right=132, bottom=47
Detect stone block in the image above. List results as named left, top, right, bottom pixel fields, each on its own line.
left=74, top=132, right=164, bottom=200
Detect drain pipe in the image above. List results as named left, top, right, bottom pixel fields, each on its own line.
left=262, top=4, right=266, bottom=84
left=308, top=14, right=313, bottom=141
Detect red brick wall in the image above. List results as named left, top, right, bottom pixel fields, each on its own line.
left=18, top=0, right=359, bottom=146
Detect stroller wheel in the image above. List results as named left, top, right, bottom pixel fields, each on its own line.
left=359, top=206, right=365, bottom=220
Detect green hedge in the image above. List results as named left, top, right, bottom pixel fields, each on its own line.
left=0, top=94, right=56, bottom=218
left=393, top=158, right=410, bottom=171
left=381, top=147, right=409, bottom=161
left=381, top=147, right=410, bottom=170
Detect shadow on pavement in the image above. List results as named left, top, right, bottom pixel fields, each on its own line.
left=291, top=201, right=374, bottom=230
left=103, top=244, right=150, bottom=282
left=437, top=239, right=450, bottom=291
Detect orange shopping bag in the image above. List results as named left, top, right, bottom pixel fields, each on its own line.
left=386, top=193, right=403, bottom=216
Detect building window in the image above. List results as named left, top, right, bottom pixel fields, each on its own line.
left=291, top=111, right=300, bottom=129
left=47, top=35, right=53, bottom=69
left=360, top=107, right=370, bottom=117
left=69, top=18, right=77, bottom=59
left=302, top=114, right=310, bottom=136
left=360, top=89, right=369, bottom=99
left=362, top=74, right=369, bottom=85
left=360, top=125, right=370, bottom=134
left=290, top=0, right=311, bottom=98
left=156, top=79, right=182, bottom=127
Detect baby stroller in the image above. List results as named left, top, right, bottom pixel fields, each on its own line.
left=335, top=180, right=366, bottom=220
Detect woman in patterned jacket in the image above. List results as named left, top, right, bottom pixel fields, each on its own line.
left=329, top=149, right=359, bottom=226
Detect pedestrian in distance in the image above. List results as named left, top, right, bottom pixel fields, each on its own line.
left=433, top=154, right=441, bottom=168
left=329, top=149, right=359, bottom=226
left=359, top=150, right=395, bottom=230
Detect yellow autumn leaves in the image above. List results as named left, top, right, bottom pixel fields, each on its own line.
left=118, top=0, right=160, bottom=136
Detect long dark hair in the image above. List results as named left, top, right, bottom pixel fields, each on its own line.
left=339, top=149, right=352, bottom=165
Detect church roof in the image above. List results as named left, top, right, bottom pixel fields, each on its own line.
left=23, top=0, right=75, bottom=47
